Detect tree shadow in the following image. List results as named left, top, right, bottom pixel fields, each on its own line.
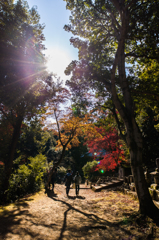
left=45, top=189, right=58, bottom=198
left=14, top=200, right=30, bottom=210
left=0, top=203, right=58, bottom=240
left=0, top=189, right=153, bottom=240
left=0, top=208, right=29, bottom=238
left=50, top=196, right=133, bottom=240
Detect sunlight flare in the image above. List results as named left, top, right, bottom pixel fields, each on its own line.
left=45, top=46, right=72, bottom=81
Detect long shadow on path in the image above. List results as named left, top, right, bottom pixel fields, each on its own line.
left=47, top=192, right=133, bottom=240
left=0, top=199, right=57, bottom=240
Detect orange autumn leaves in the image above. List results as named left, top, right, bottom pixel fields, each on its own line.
left=55, top=114, right=125, bottom=170
left=55, top=115, right=86, bottom=150
left=43, top=101, right=125, bottom=171
left=54, top=113, right=97, bottom=151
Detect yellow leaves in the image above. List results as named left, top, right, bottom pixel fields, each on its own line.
left=83, top=124, right=101, bottom=141
left=45, top=106, right=49, bottom=110
left=55, top=144, right=63, bottom=152
left=45, top=112, right=52, bottom=115
left=56, top=115, right=103, bottom=149
left=52, top=114, right=94, bottom=149
left=43, top=105, right=102, bottom=151
left=57, top=116, right=86, bottom=147
left=71, top=135, right=80, bottom=147
left=55, top=135, right=80, bottom=151
left=40, top=116, right=46, bottom=122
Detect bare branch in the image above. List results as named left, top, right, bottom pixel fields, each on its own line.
left=54, top=109, right=63, bottom=147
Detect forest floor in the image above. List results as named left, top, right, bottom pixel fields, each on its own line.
left=0, top=184, right=159, bottom=240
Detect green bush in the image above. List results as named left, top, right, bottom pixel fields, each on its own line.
left=82, top=160, right=98, bottom=180
left=6, top=154, right=46, bottom=202
left=28, top=153, right=46, bottom=188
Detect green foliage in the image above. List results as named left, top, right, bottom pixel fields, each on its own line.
left=57, top=166, right=67, bottom=179
left=4, top=154, right=46, bottom=203
left=133, top=60, right=159, bottom=113
left=17, top=119, right=50, bottom=158
left=44, top=130, right=57, bottom=163
left=66, top=136, right=92, bottom=174
left=0, top=0, right=47, bottom=109
left=139, top=108, right=159, bottom=168
left=64, top=0, right=159, bottom=138
left=28, top=153, right=46, bottom=185
left=82, top=160, right=97, bottom=180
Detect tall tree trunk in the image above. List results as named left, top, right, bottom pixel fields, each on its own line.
left=127, top=120, right=159, bottom=220
left=2, top=115, right=23, bottom=200
left=111, top=24, right=159, bottom=220
left=130, top=147, right=158, bottom=217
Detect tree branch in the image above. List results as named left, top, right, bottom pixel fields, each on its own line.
left=112, top=105, right=127, bottom=144
left=54, top=109, right=63, bottom=147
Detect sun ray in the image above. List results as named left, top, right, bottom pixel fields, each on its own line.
left=2, top=67, right=46, bottom=88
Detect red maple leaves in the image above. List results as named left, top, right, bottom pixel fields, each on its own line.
left=85, top=127, right=125, bottom=172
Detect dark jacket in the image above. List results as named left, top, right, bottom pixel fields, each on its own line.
left=64, top=173, right=73, bottom=186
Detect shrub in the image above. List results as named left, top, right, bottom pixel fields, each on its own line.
left=57, top=166, right=67, bottom=182
left=6, top=154, right=46, bottom=203
left=82, top=160, right=98, bottom=180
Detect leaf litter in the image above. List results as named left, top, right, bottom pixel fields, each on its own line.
left=0, top=184, right=159, bottom=239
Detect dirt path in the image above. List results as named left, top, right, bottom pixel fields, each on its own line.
left=0, top=184, right=158, bottom=240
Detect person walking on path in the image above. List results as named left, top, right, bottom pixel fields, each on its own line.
left=51, top=167, right=57, bottom=193
left=64, top=169, right=73, bottom=197
left=74, top=171, right=81, bottom=196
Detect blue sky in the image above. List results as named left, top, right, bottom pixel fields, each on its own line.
left=25, top=0, right=78, bottom=81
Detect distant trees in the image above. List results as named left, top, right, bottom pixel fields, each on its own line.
left=64, top=0, right=159, bottom=219
left=44, top=96, right=92, bottom=187
left=16, top=118, right=50, bottom=159
left=68, top=136, right=93, bottom=176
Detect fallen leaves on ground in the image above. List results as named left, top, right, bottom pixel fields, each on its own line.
left=0, top=184, right=159, bottom=240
